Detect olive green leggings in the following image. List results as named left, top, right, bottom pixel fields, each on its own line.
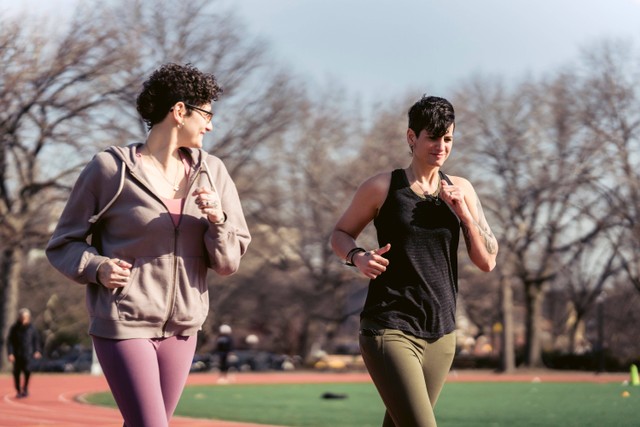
left=359, top=319, right=456, bottom=427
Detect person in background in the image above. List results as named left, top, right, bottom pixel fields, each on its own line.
left=45, top=63, right=250, bottom=427
left=7, top=308, right=42, bottom=398
left=215, top=324, right=234, bottom=383
left=331, top=95, right=498, bottom=426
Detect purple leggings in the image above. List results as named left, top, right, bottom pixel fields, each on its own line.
left=92, top=335, right=197, bottom=427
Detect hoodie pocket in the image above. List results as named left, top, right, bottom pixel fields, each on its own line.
left=171, top=256, right=209, bottom=324
left=86, top=283, right=120, bottom=320
left=115, top=256, right=173, bottom=323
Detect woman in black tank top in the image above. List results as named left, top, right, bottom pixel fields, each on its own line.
left=331, top=96, right=498, bottom=427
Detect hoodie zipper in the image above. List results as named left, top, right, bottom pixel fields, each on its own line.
left=127, top=166, right=181, bottom=338
left=162, top=226, right=180, bottom=337
left=161, top=166, right=202, bottom=337
left=128, top=151, right=207, bottom=337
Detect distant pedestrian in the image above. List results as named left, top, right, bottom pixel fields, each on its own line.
left=215, top=324, right=234, bottom=383
left=7, top=308, right=42, bottom=398
left=331, top=95, right=498, bottom=426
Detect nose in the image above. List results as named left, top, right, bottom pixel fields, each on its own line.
left=205, top=121, right=213, bottom=132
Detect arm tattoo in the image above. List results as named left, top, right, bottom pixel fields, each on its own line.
left=462, top=198, right=498, bottom=254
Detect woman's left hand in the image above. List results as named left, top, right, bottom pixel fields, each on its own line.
left=193, top=187, right=225, bottom=223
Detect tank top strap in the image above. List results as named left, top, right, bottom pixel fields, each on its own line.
left=439, top=170, right=453, bottom=185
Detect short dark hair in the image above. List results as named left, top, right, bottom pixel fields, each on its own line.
left=408, top=95, right=455, bottom=138
left=136, top=63, right=222, bottom=130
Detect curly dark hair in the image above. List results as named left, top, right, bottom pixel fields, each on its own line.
left=136, top=63, right=223, bottom=130
left=408, top=95, right=455, bottom=138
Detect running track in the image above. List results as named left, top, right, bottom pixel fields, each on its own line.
left=0, top=370, right=627, bottom=427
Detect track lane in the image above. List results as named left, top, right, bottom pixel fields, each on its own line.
left=0, top=370, right=627, bottom=426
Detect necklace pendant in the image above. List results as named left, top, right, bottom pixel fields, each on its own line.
left=423, top=191, right=440, bottom=204
left=173, top=185, right=180, bottom=191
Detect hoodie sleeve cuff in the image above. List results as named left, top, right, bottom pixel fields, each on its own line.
left=86, top=256, right=110, bottom=285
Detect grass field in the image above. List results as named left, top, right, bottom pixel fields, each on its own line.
left=86, top=381, right=639, bottom=427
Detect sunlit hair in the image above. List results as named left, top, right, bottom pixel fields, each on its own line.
left=136, top=63, right=222, bottom=130
left=408, top=95, right=455, bottom=138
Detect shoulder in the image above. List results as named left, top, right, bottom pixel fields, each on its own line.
left=80, top=151, right=123, bottom=190
left=348, top=171, right=395, bottom=212
left=360, top=171, right=393, bottom=193
left=83, top=150, right=120, bottom=178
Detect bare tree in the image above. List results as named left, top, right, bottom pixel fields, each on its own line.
left=552, top=235, right=620, bottom=353
left=244, top=89, right=365, bottom=358
left=0, top=12, right=134, bottom=367
left=455, top=70, right=611, bottom=368
left=578, top=39, right=640, bottom=294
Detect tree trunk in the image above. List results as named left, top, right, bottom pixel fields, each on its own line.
left=500, top=273, right=516, bottom=372
left=0, top=247, right=24, bottom=371
left=297, top=317, right=311, bottom=361
left=524, top=282, right=547, bottom=368
left=567, top=311, right=584, bottom=354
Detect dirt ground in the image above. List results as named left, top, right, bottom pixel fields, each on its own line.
left=0, top=370, right=628, bottom=427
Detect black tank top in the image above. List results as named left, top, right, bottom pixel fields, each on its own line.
left=361, top=168, right=461, bottom=339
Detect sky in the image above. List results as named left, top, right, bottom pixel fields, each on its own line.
left=219, top=0, right=640, bottom=103
left=3, top=0, right=640, bottom=105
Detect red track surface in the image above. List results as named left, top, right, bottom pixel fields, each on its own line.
left=0, top=370, right=628, bottom=427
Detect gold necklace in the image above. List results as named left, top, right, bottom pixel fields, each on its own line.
left=411, top=170, right=441, bottom=199
left=146, top=148, right=183, bottom=192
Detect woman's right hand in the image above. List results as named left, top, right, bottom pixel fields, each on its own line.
left=353, top=244, right=391, bottom=279
left=97, top=258, right=132, bottom=289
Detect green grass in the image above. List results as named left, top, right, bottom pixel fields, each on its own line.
left=86, top=381, right=639, bottom=427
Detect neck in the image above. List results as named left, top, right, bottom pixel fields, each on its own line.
left=140, top=140, right=182, bottom=167
left=409, top=161, right=440, bottom=185
left=407, top=161, right=441, bottom=198
left=144, top=130, right=181, bottom=165
left=142, top=129, right=185, bottom=194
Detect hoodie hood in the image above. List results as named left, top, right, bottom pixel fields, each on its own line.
left=90, top=144, right=212, bottom=224
left=106, top=143, right=207, bottom=177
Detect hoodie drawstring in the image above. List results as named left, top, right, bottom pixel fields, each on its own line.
left=88, top=160, right=126, bottom=224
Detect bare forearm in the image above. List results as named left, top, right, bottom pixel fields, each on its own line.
left=463, top=215, right=498, bottom=253
left=461, top=218, right=498, bottom=271
left=330, top=229, right=359, bottom=261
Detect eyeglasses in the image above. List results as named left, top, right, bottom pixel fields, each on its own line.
left=185, top=104, right=213, bottom=123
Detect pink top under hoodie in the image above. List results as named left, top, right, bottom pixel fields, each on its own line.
left=46, top=143, right=251, bottom=340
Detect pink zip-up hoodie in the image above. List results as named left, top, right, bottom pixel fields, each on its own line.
left=46, top=143, right=250, bottom=339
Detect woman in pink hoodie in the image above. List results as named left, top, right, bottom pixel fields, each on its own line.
left=46, top=63, right=251, bottom=427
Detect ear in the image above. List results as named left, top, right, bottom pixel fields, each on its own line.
left=171, top=101, right=187, bottom=122
left=407, top=128, right=418, bottom=144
